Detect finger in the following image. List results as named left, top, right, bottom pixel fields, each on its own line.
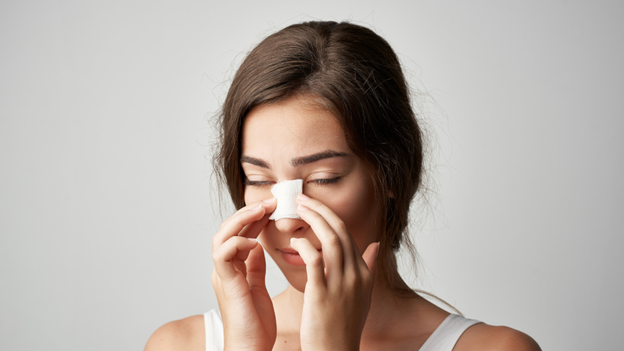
left=290, top=237, right=326, bottom=287
left=213, top=199, right=276, bottom=248
left=246, top=245, right=277, bottom=334
left=238, top=198, right=276, bottom=240
left=237, top=210, right=272, bottom=240
left=212, top=236, right=259, bottom=280
left=297, top=194, right=355, bottom=252
left=214, top=205, right=264, bottom=247
left=297, top=205, right=353, bottom=272
left=246, top=244, right=267, bottom=290
left=361, top=241, right=380, bottom=279
left=219, top=197, right=276, bottom=230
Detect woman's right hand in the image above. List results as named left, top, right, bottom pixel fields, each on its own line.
left=211, top=198, right=278, bottom=351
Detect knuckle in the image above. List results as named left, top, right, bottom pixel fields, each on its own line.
left=326, top=234, right=342, bottom=249
left=212, top=248, right=227, bottom=262
left=332, top=219, right=347, bottom=234
left=304, top=200, right=323, bottom=213
left=220, top=216, right=233, bottom=230
left=308, top=255, right=324, bottom=267
left=345, top=272, right=359, bottom=287
left=310, top=201, right=324, bottom=210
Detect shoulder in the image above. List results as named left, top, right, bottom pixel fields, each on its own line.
left=144, top=314, right=205, bottom=351
left=455, top=323, right=542, bottom=351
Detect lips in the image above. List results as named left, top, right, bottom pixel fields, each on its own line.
left=278, top=247, right=322, bottom=266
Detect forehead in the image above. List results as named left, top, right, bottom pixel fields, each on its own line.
left=241, top=95, right=349, bottom=157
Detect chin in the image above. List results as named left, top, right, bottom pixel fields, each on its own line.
left=278, top=265, right=308, bottom=293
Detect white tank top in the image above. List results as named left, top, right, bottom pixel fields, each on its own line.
left=203, top=310, right=224, bottom=351
left=203, top=310, right=481, bottom=351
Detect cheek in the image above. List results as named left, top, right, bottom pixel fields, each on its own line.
left=314, top=177, right=379, bottom=247
left=243, top=186, right=273, bottom=206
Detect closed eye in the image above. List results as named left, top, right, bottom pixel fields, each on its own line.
left=244, top=178, right=341, bottom=187
left=311, top=177, right=341, bottom=186
left=244, top=180, right=274, bottom=187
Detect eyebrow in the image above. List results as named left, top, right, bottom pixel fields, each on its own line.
left=240, top=150, right=350, bottom=169
left=240, top=155, right=270, bottom=169
left=291, top=150, right=350, bottom=167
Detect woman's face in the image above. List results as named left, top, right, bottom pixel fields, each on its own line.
left=241, top=95, right=381, bottom=291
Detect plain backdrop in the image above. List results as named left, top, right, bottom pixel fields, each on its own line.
left=1, top=0, right=623, bottom=350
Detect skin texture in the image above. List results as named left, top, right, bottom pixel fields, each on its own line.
left=144, top=95, right=542, bottom=351
left=240, top=95, right=380, bottom=293
left=237, top=94, right=380, bottom=350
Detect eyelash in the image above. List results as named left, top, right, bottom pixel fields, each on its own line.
left=312, top=177, right=341, bottom=186
left=244, top=177, right=341, bottom=187
left=244, top=180, right=273, bottom=187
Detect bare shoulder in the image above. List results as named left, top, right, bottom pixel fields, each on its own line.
left=144, top=315, right=205, bottom=351
left=455, top=323, right=542, bottom=351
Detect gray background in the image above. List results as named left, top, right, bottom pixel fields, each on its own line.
left=1, top=0, right=623, bottom=350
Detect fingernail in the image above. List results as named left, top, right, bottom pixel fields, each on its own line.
left=262, top=197, right=276, bottom=203
left=297, top=194, right=310, bottom=201
left=290, top=237, right=298, bottom=245
left=297, top=204, right=309, bottom=212
left=247, top=238, right=257, bottom=242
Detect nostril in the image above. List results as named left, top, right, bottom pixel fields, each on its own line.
left=274, top=218, right=308, bottom=233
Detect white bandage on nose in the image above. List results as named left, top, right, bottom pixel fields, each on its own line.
left=269, top=179, right=303, bottom=221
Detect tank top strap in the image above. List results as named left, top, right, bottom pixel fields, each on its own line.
left=203, top=310, right=224, bottom=351
left=419, top=314, right=482, bottom=351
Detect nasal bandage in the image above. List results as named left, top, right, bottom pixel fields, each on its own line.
left=269, top=179, right=303, bottom=220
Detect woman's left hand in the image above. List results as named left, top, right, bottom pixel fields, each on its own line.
left=290, top=194, right=380, bottom=351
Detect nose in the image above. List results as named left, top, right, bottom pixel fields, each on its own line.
left=274, top=218, right=309, bottom=235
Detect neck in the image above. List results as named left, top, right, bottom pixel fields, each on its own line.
left=364, top=269, right=420, bottom=331
left=274, top=268, right=421, bottom=335
left=272, top=285, right=304, bottom=335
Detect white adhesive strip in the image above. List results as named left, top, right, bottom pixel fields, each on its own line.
left=269, top=179, right=303, bottom=220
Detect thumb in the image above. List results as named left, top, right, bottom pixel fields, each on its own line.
left=362, top=241, right=380, bottom=277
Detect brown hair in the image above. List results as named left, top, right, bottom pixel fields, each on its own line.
left=215, top=21, right=423, bottom=294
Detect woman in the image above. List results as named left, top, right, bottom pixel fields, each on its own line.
left=145, top=21, right=541, bottom=351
